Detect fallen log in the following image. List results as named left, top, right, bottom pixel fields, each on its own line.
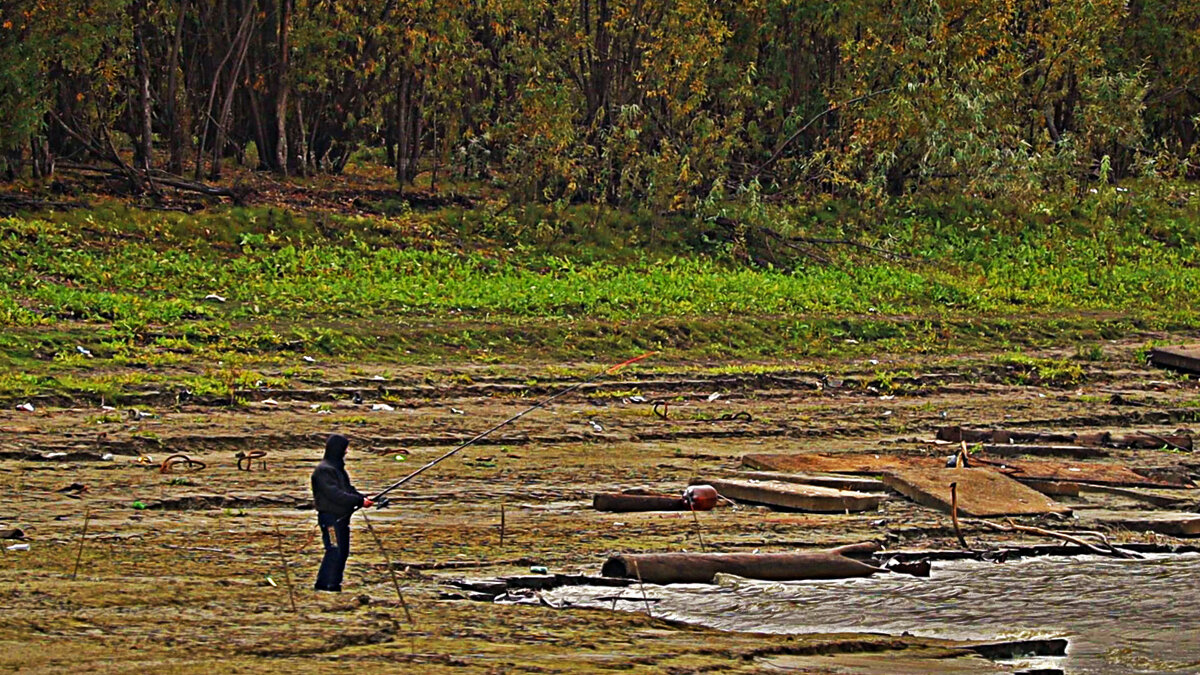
left=593, top=493, right=687, bottom=512
left=980, top=443, right=1109, bottom=459
left=601, top=542, right=884, bottom=584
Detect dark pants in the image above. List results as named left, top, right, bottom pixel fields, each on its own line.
left=315, top=511, right=351, bottom=591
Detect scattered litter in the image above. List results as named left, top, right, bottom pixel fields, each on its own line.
left=129, top=409, right=154, bottom=419
left=589, top=420, right=604, bottom=432
left=450, top=407, right=465, bottom=415
left=316, top=410, right=331, bottom=415
left=371, top=375, right=386, bottom=381
left=131, top=501, right=147, bottom=510
left=76, top=346, right=93, bottom=358
left=100, top=453, right=114, bottom=461
left=868, top=307, right=878, bottom=313
left=101, top=405, right=116, bottom=411
left=843, top=339, right=859, bottom=344
left=372, top=403, right=395, bottom=411
left=394, top=455, right=406, bottom=462
left=16, top=403, right=34, bottom=412
left=204, top=293, right=227, bottom=302
left=706, top=392, right=722, bottom=402
left=868, top=359, right=880, bottom=365
left=628, top=395, right=647, bottom=403
left=530, top=566, right=548, bottom=575
left=6, top=544, right=30, bottom=552
left=302, top=356, right=316, bottom=363
left=265, top=576, right=277, bottom=587
left=135, top=455, right=155, bottom=465
left=43, top=452, right=67, bottom=459
left=879, top=395, right=895, bottom=400
left=613, top=522, right=625, bottom=527
left=309, top=403, right=322, bottom=410
left=352, top=393, right=363, bottom=404
left=261, top=399, right=279, bottom=406
left=882, top=410, right=893, bottom=416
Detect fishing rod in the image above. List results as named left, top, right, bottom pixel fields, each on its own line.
left=369, top=350, right=658, bottom=506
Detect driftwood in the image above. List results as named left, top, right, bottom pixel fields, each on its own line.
left=593, top=493, right=687, bottom=512
left=601, top=542, right=884, bottom=584
left=965, top=518, right=1141, bottom=559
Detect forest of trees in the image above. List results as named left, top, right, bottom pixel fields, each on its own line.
left=2, top=0, right=1198, bottom=208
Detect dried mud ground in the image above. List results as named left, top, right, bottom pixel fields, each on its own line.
left=2, top=336, right=1200, bottom=673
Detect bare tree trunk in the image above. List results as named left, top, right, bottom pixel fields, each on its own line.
left=275, top=0, right=292, bottom=175
left=209, top=1, right=257, bottom=180
left=165, top=0, right=189, bottom=174
left=131, top=0, right=154, bottom=171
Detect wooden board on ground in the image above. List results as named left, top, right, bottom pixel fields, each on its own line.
left=742, top=453, right=931, bottom=475
left=1149, top=346, right=1200, bottom=375
left=973, top=455, right=1195, bottom=489
left=981, top=443, right=1108, bottom=459
left=1075, top=510, right=1200, bottom=537
left=702, top=478, right=885, bottom=513
left=882, top=468, right=1072, bottom=517
left=719, top=470, right=888, bottom=493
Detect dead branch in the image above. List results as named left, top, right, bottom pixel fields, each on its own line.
left=965, top=518, right=1141, bottom=559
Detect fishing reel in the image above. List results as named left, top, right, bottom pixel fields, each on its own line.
left=372, top=496, right=392, bottom=510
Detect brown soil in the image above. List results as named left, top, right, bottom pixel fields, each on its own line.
left=2, top=337, right=1199, bottom=672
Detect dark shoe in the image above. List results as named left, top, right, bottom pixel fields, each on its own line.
left=314, top=584, right=340, bottom=593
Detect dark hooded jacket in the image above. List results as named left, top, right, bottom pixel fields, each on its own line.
left=311, top=434, right=366, bottom=517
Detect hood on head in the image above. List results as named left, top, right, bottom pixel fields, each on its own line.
left=324, top=434, right=349, bottom=463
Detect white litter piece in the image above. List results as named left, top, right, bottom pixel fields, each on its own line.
left=450, top=407, right=465, bottom=415
left=130, top=409, right=154, bottom=419
left=589, top=420, right=604, bottom=432
left=204, top=293, right=227, bottom=303
left=628, top=395, right=647, bottom=403
left=316, top=410, right=332, bottom=415
left=309, top=403, right=322, bottom=410
left=843, top=339, right=860, bottom=344
left=372, top=404, right=395, bottom=412
left=261, top=399, right=279, bottom=406
left=101, top=453, right=114, bottom=461
left=101, top=405, right=116, bottom=412
left=76, top=346, right=93, bottom=357
left=43, top=452, right=67, bottom=459
left=879, top=395, right=895, bottom=400
left=371, top=375, right=387, bottom=381
left=16, top=402, right=34, bottom=412
left=706, top=392, right=721, bottom=402
left=6, top=544, right=30, bottom=552
left=868, top=359, right=880, bottom=365
left=882, top=410, right=893, bottom=416
left=302, top=356, right=316, bottom=363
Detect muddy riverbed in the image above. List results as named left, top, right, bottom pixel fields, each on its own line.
left=2, top=337, right=1199, bottom=672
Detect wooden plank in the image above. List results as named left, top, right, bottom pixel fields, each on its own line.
left=1149, top=346, right=1200, bottom=375
left=971, top=455, right=1194, bottom=488
left=980, top=443, right=1109, bottom=459
left=882, top=468, right=1072, bottom=517
left=1019, top=479, right=1081, bottom=497
left=742, top=453, right=931, bottom=475
left=702, top=478, right=886, bottom=512
left=719, top=470, right=888, bottom=493
left=1075, top=484, right=1188, bottom=508
left=1076, top=510, right=1200, bottom=537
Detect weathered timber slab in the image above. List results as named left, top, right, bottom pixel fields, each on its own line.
left=701, top=478, right=885, bottom=512
left=972, top=455, right=1194, bottom=488
left=980, top=443, right=1109, bottom=459
left=938, top=426, right=1080, bottom=445
left=1075, top=485, right=1188, bottom=508
left=1076, top=510, right=1200, bottom=537
left=718, top=470, right=888, bottom=493
left=1020, top=479, right=1082, bottom=497
left=882, top=468, right=1071, bottom=517
left=742, top=453, right=932, bottom=475
left=1149, top=346, right=1200, bottom=375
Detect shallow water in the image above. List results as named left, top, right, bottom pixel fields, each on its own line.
left=545, top=553, right=1200, bottom=673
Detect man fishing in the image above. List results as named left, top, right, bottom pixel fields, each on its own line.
left=311, top=433, right=374, bottom=592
